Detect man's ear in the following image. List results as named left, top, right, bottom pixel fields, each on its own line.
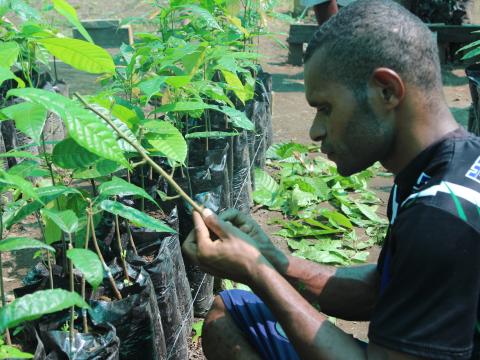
left=369, top=68, right=405, bottom=110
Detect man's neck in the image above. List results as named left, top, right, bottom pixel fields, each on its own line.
left=381, top=94, right=459, bottom=176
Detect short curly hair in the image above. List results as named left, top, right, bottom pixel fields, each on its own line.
left=304, top=0, right=442, bottom=93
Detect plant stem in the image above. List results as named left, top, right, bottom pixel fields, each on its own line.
left=140, top=166, right=145, bottom=212
left=34, top=212, right=53, bottom=290
left=82, top=215, right=91, bottom=334
left=53, top=57, right=58, bottom=84
left=125, top=222, right=138, bottom=256
left=0, top=207, right=11, bottom=345
left=87, top=208, right=122, bottom=300
left=90, top=179, right=97, bottom=197
left=41, top=132, right=67, bottom=270
left=74, top=93, right=204, bottom=215
left=114, top=213, right=129, bottom=283
left=68, top=234, right=74, bottom=357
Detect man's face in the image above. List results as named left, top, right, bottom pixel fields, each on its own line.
left=304, top=54, right=394, bottom=176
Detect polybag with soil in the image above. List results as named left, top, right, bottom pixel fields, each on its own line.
left=88, top=263, right=166, bottom=360
left=11, top=325, right=46, bottom=360
left=174, top=142, right=231, bottom=316
left=36, top=312, right=119, bottom=360
left=128, top=206, right=193, bottom=332
left=127, top=236, right=188, bottom=360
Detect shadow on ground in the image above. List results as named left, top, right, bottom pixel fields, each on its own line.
left=271, top=71, right=305, bottom=93
left=450, top=106, right=471, bottom=128
left=442, top=65, right=469, bottom=86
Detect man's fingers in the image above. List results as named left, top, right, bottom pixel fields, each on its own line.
left=219, top=208, right=250, bottom=227
left=202, top=208, right=229, bottom=239
left=182, top=230, right=199, bottom=265
left=193, top=210, right=213, bottom=254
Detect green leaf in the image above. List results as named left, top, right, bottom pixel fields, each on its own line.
left=218, top=106, right=254, bottom=131
left=0, top=289, right=89, bottom=333
left=462, top=46, right=480, bottom=60
left=41, top=209, right=79, bottom=234
left=87, top=103, right=139, bottom=153
left=7, top=88, right=127, bottom=167
left=72, top=160, right=121, bottom=179
left=2, top=102, right=47, bottom=143
left=154, top=101, right=214, bottom=114
left=5, top=160, right=38, bottom=179
left=52, top=0, right=93, bottom=43
left=44, top=215, right=62, bottom=245
left=0, top=68, right=25, bottom=88
left=0, top=237, right=55, bottom=253
left=178, top=5, right=222, bottom=30
left=291, top=185, right=316, bottom=207
left=458, top=39, right=480, bottom=53
left=37, top=38, right=114, bottom=74
left=100, top=200, right=175, bottom=233
left=98, top=176, right=157, bottom=205
left=138, top=76, right=167, bottom=103
left=220, top=70, right=246, bottom=104
left=166, top=75, right=192, bottom=88
left=139, top=76, right=191, bottom=103
left=0, top=41, right=19, bottom=68
left=0, top=344, right=33, bottom=359
left=353, top=201, right=387, bottom=224
left=67, top=248, right=103, bottom=289
left=266, top=142, right=309, bottom=160
left=321, top=210, right=353, bottom=229
left=144, top=120, right=187, bottom=164
left=192, top=319, right=204, bottom=344
left=0, top=151, right=40, bottom=160
left=0, top=170, right=39, bottom=201
left=10, top=0, right=41, bottom=21
left=185, top=131, right=239, bottom=139
left=92, top=98, right=139, bottom=128
left=254, top=168, right=279, bottom=193
left=4, top=186, right=80, bottom=228
left=52, top=137, right=100, bottom=169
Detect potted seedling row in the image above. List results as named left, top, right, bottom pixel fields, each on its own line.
left=0, top=0, right=279, bottom=357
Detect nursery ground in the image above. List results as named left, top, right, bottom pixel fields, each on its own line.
left=8, top=1, right=475, bottom=358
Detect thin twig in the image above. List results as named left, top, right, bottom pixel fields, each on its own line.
left=125, top=222, right=138, bottom=256
left=74, top=93, right=204, bottom=215
left=34, top=212, right=54, bottom=290
left=114, top=212, right=130, bottom=283
left=82, top=215, right=91, bottom=334
left=87, top=207, right=122, bottom=300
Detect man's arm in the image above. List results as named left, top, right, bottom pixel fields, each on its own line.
left=185, top=209, right=421, bottom=360
left=220, top=209, right=379, bottom=320
left=252, top=261, right=421, bottom=360
left=281, top=256, right=379, bottom=320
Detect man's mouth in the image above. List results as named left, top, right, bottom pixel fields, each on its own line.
left=321, top=145, right=332, bottom=156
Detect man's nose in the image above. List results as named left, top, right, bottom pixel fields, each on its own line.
left=309, top=116, right=326, bottom=142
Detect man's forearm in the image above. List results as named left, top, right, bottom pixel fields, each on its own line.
left=250, top=262, right=367, bottom=360
left=273, top=252, right=379, bottom=320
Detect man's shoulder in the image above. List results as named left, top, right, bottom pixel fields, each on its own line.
left=400, top=133, right=480, bottom=233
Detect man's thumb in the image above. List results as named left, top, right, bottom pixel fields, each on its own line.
left=202, top=208, right=228, bottom=239
left=193, top=210, right=212, bottom=250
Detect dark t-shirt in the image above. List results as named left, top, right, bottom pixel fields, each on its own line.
left=369, top=128, right=480, bottom=359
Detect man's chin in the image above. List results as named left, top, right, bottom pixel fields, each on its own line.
left=336, top=166, right=355, bottom=177
left=336, top=161, right=367, bottom=177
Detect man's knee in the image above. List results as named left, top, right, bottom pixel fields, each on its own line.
left=202, top=295, right=228, bottom=355
left=204, top=295, right=227, bottom=331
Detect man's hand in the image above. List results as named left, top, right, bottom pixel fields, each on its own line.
left=182, top=208, right=274, bottom=284
left=218, top=209, right=288, bottom=273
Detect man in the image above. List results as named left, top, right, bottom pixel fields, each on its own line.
left=183, top=0, right=480, bottom=358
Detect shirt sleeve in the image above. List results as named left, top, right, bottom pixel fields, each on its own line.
left=369, top=204, right=480, bottom=359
